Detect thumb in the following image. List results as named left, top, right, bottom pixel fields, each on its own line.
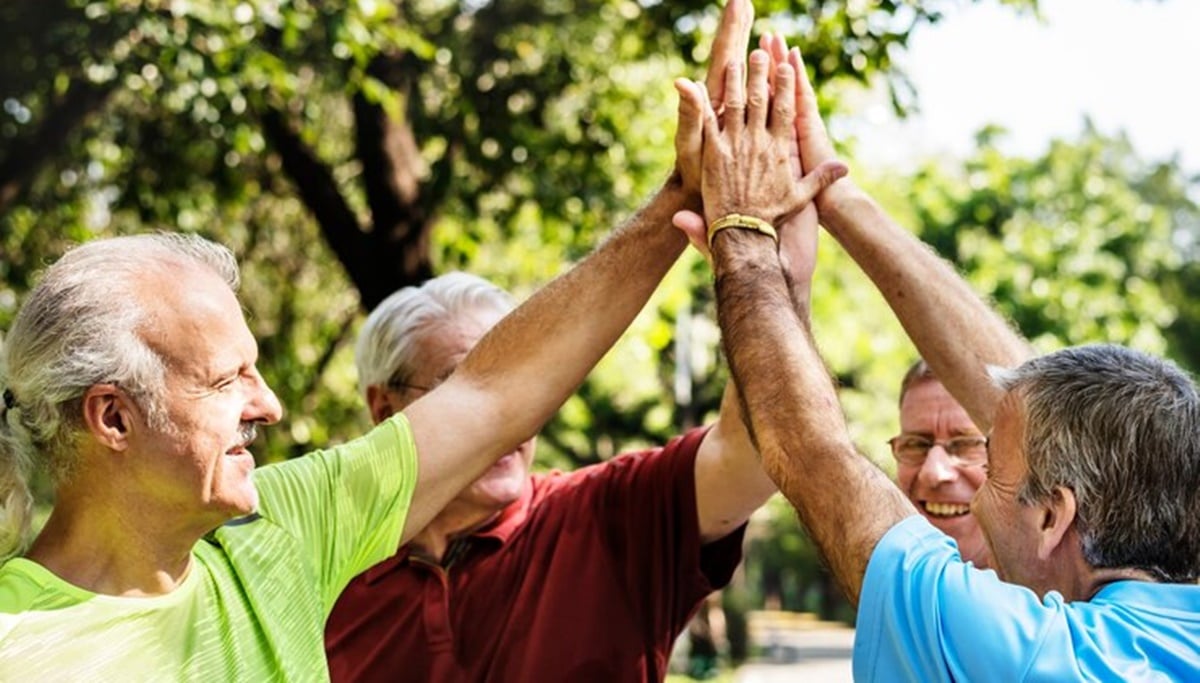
left=793, top=160, right=849, bottom=206
left=672, top=210, right=712, bottom=261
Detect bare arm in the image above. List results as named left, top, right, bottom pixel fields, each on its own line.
left=697, top=52, right=912, bottom=604
left=786, top=45, right=1031, bottom=431
left=692, top=127, right=817, bottom=545
left=673, top=0, right=779, bottom=544
left=712, top=229, right=915, bottom=605
left=401, top=182, right=689, bottom=544
left=399, top=0, right=757, bottom=546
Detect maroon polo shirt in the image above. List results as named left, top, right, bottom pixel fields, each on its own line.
left=325, top=427, right=747, bottom=682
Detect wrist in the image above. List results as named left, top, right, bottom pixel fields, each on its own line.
left=707, top=213, right=778, bottom=249
left=665, top=169, right=703, bottom=214
left=711, top=226, right=778, bottom=272
left=658, top=171, right=701, bottom=213
left=814, top=178, right=867, bottom=222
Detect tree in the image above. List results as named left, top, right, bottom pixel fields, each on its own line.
left=1, top=0, right=1039, bottom=467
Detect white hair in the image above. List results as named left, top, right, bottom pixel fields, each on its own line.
left=0, top=233, right=240, bottom=560
left=355, top=272, right=514, bottom=394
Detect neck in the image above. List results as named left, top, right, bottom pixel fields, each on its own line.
left=1080, top=566, right=1162, bottom=600
left=407, top=502, right=506, bottom=564
left=1050, top=539, right=1163, bottom=602
left=25, top=488, right=207, bottom=597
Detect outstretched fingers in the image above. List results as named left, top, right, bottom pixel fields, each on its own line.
left=721, top=60, right=747, bottom=135
left=746, top=50, right=771, bottom=132
left=705, top=0, right=755, bottom=112
left=789, top=47, right=838, bottom=165
left=675, top=78, right=707, bottom=193
left=769, top=61, right=796, bottom=140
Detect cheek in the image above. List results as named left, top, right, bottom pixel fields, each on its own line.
left=962, top=466, right=988, bottom=492
left=896, top=464, right=919, bottom=492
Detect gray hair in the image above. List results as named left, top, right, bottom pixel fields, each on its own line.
left=898, top=358, right=937, bottom=408
left=355, top=272, right=514, bottom=395
left=0, top=233, right=240, bottom=560
left=992, top=344, right=1200, bottom=582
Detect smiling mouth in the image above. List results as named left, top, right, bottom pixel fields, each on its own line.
left=922, top=501, right=971, bottom=518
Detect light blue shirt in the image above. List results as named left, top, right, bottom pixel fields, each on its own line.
left=854, top=516, right=1200, bottom=681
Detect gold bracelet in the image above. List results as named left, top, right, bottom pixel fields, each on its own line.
left=707, top=213, right=778, bottom=249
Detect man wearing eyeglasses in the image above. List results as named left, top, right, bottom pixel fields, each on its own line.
left=889, top=360, right=990, bottom=567
left=679, top=32, right=1200, bottom=681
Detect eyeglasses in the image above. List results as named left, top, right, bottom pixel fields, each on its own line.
left=887, top=434, right=988, bottom=468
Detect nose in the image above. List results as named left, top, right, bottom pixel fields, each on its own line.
left=244, top=367, right=284, bottom=425
left=917, top=443, right=957, bottom=486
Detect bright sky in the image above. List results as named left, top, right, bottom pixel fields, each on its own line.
left=845, top=0, right=1200, bottom=173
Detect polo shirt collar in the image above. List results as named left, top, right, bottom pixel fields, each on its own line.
left=362, top=477, right=535, bottom=585
left=1093, top=579, right=1200, bottom=614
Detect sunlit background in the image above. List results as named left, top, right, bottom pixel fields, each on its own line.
left=1, top=1, right=1197, bottom=679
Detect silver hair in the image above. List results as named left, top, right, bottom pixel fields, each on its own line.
left=355, top=272, right=514, bottom=395
left=991, top=344, right=1200, bottom=582
left=898, top=358, right=937, bottom=408
left=0, top=233, right=240, bottom=561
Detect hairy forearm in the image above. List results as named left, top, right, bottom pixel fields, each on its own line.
left=818, top=183, right=1032, bottom=430
left=402, top=178, right=691, bottom=541
left=457, top=176, right=691, bottom=443
left=712, top=229, right=915, bottom=606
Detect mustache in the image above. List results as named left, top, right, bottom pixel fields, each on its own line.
left=232, top=423, right=258, bottom=450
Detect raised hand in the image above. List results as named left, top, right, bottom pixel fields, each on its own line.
left=675, top=0, right=755, bottom=196
left=698, top=51, right=846, bottom=245
left=759, top=32, right=820, bottom=301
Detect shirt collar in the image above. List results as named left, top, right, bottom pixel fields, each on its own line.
left=362, top=477, right=535, bottom=585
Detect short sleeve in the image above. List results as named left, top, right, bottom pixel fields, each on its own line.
left=588, top=428, right=746, bottom=641
left=854, top=516, right=1062, bottom=682
left=252, top=413, right=419, bottom=611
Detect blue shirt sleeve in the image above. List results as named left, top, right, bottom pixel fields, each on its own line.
left=854, top=516, right=1068, bottom=682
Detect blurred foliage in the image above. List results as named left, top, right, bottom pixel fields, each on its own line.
left=1, top=0, right=1037, bottom=468
left=7, top=0, right=1200, bottom=636
left=737, top=120, right=1200, bottom=622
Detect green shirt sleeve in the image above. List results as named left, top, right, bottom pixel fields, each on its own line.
left=251, top=413, right=418, bottom=611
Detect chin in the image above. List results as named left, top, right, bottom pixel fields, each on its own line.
left=214, top=482, right=261, bottom=518
left=471, top=475, right=527, bottom=507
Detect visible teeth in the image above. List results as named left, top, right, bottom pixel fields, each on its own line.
left=924, top=502, right=970, bottom=517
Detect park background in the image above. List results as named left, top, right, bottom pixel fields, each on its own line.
left=2, top=0, right=1198, bottom=678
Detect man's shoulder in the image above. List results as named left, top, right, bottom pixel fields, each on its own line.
left=536, top=427, right=711, bottom=488
left=0, top=559, right=62, bottom=614
left=526, top=428, right=712, bottom=515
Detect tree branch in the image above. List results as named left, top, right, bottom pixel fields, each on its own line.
left=0, top=78, right=115, bottom=215
left=259, top=105, right=371, bottom=289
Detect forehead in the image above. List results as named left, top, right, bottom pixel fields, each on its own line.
left=409, top=307, right=506, bottom=379
left=899, top=380, right=975, bottom=429
left=988, top=390, right=1029, bottom=465
left=137, top=264, right=256, bottom=378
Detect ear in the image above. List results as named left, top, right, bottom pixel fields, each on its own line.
left=81, top=384, right=136, bottom=451
left=1036, top=485, right=1078, bottom=560
left=366, top=385, right=398, bottom=425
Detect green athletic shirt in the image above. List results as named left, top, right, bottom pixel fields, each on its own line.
left=0, top=413, right=419, bottom=682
